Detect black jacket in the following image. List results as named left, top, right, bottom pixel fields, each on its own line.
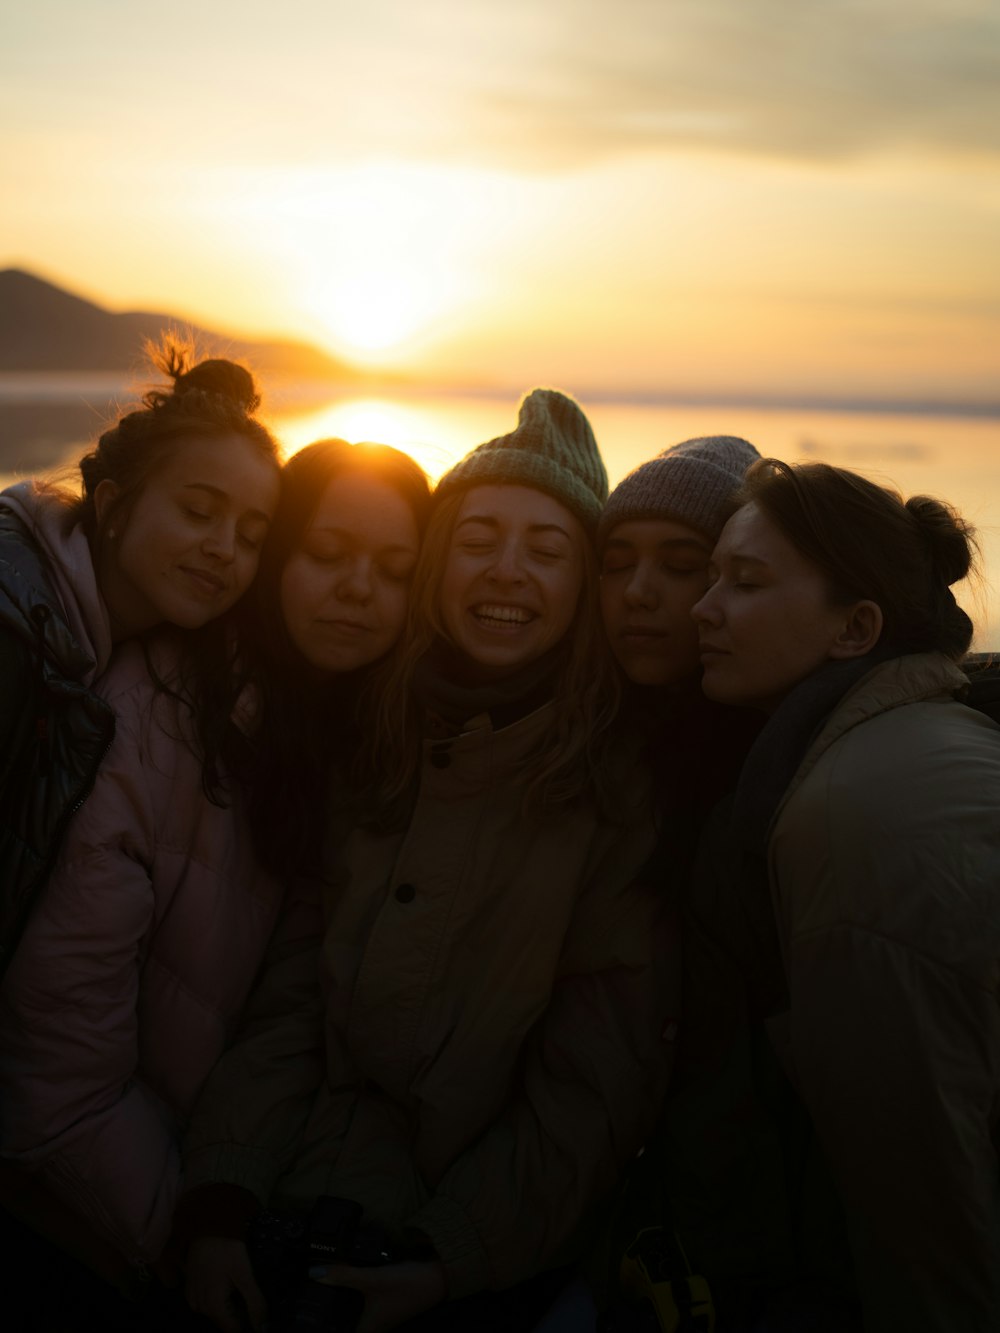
left=0, top=508, right=115, bottom=979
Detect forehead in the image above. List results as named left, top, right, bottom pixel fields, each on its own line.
left=455, top=483, right=579, bottom=533
left=154, top=433, right=278, bottom=509
left=716, top=502, right=776, bottom=551
left=716, top=502, right=817, bottom=574
left=304, top=472, right=419, bottom=547
left=606, top=517, right=712, bottom=552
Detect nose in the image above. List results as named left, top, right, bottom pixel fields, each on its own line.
left=202, top=520, right=237, bottom=564
left=338, top=555, right=374, bottom=604
left=623, top=564, right=657, bottom=610
left=487, top=536, right=527, bottom=585
left=691, top=583, right=720, bottom=627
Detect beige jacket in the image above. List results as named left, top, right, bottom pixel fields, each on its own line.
left=184, top=702, right=677, bottom=1297
left=769, top=653, right=1000, bottom=1332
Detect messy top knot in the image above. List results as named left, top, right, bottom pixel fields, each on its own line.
left=144, top=340, right=261, bottom=415
left=738, top=459, right=978, bottom=661
left=76, top=333, right=279, bottom=544
left=904, top=494, right=975, bottom=589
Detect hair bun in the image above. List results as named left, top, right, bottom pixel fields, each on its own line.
left=174, top=359, right=259, bottom=414
left=905, top=494, right=975, bottom=587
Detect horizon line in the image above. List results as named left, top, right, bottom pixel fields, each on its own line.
left=0, top=370, right=996, bottom=422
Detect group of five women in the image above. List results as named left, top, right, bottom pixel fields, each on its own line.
left=0, top=340, right=997, bottom=1333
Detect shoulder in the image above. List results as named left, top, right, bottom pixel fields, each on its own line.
left=0, top=499, right=94, bottom=679
left=774, top=697, right=1000, bottom=976
left=793, top=695, right=1000, bottom=826
left=0, top=506, right=59, bottom=638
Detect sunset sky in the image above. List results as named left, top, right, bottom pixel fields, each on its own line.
left=3, top=0, right=998, bottom=404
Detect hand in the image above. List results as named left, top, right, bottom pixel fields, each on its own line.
left=309, top=1260, right=449, bottom=1333
left=185, top=1235, right=267, bottom=1333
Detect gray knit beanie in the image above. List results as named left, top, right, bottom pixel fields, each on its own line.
left=435, top=388, right=608, bottom=531
left=599, top=435, right=760, bottom=546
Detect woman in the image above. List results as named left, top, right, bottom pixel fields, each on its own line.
left=237, top=436, right=432, bottom=877
left=599, top=434, right=763, bottom=820
left=0, top=340, right=282, bottom=979
left=690, top=459, right=1000, bottom=1332
left=180, top=389, right=676, bottom=1333
left=0, top=437, right=430, bottom=1310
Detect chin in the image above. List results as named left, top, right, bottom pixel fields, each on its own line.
left=168, top=607, right=219, bottom=631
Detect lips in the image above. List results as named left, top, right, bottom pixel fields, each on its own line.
left=620, top=624, right=667, bottom=640
left=179, top=566, right=227, bottom=597
left=698, top=641, right=728, bottom=659
left=472, top=603, right=536, bottom=629
left=316, top=618, right=374, bottom=635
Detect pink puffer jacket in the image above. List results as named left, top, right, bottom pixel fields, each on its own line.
left=0, top=635, right=283, bottom=1270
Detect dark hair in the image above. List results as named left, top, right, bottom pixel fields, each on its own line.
left=240, top=438, right=432, bottom=873
left=739, top=459, right=978, bottom=660
left=76, top=333, right=280, bottom=547
left=79, top=336, right=281, bottom=807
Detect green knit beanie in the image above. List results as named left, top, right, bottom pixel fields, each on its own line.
left=599, top=435, right=760, bottom=546
left=435, top=388, right=608, bottom=531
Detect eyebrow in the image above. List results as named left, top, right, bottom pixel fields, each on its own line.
left=183, top=483, right=272, bottom=525
left=726, top=553, right=769, bottom=567
left=456, top=515, right=573, bottom=541
left=606, top=536, right=711, bottom=555
left=309, top=524, right=417, bottom=555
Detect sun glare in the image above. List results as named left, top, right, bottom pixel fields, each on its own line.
left=278, top=397, right=461, bottom=479
left=286, top=163, right=476, bottom=364
left=309, top=264, right=447, bottom=359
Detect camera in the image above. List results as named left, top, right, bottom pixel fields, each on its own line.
left=247, top=1195, right=395, bottom=1333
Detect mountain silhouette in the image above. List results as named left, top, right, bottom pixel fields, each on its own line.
left=0, top=268, right=357, bottom=379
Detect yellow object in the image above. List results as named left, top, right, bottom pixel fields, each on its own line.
left=619, top=1226, right=715, bottom=1332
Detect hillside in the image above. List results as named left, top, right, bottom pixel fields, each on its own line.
left=0, top=268, right=357, bottom=380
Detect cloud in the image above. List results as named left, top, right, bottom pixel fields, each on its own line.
left=389, top=0, right=1000, bottom=169
left=4, top=0, right=998, bottom=174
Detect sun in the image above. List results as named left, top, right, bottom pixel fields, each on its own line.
left=290, top=162, right=475, bottom=364
left=308, top=262, right=447, bottom=359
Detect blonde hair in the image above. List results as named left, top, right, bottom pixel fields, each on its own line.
left=359, top=489, right=623, bottom=824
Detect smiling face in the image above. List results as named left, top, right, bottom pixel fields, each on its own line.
left=97, top=432, right=279, bottom=640
left=693, top=501, right=862, bottom=712
left=279, top=471, right=420, bottom=673
left=600, top=518, right=714, bottom=687
left=438, top=484, right=585, bottom=676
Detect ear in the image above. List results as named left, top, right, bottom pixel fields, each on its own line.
left=829, top=599, right=883, bottom=660
left=93, top=479, right=120, bottom=529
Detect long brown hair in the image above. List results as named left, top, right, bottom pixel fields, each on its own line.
left=359, top=488, right=623, bottom=824
left=239, top=438, right=432, bottom=872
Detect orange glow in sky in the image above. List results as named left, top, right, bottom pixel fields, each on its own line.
left=2, top=0, right=998, bottom=404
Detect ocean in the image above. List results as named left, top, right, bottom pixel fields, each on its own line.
left=3, top=374, right=999, bottom=647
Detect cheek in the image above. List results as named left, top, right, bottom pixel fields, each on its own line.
left=549, top=568, right=583, bottom=635
left=599, top=577, right=622, bottom=627
left=376, top=584, right=410, bottom=642
left=670, top=580, right=710, bottom=629
left=437, top=561, right=465, bottom=630
left=279, top=560, right=312, bottom=630
left=112, top=523, right=160, bottom=595
left=234, top=549, right=263, bottom=597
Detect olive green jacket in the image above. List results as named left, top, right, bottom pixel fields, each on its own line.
left=183, top=702, right=677, bottom=1297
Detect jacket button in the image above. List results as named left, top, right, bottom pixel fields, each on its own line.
left=395, top=883, right=416, bottom=903
left=430, top=745, right=451, bottom=769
